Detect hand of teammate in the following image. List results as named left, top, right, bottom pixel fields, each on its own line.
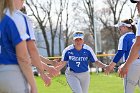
left=104, top=64, right=115, bottom=75
left=47, top=66, right=60, bottom=77
left=40, top=73, right=52, bottom=87
left=51, top=59, right=62, bottom=67
left=118, top=63, right=128, bottom=78
left=104, top=65, right=111, bottom=75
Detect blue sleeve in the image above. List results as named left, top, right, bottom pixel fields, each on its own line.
left=61, top=49, right=69, bottom=61
left=113, top=50, right=125, bottom=63
left=6, top=15, right=29, bottom=46
left=7, top=20, right=23, bottom=46
left=88, top=50, right=97, bottom=63
left=63, top=52, right=69, bottom=61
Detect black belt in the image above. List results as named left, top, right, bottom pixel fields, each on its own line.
left=70, top=68, right=75, bottom=72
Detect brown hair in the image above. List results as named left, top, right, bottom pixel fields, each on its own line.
left=121, top=19, right=136, bottom=34
left=20, top=6, right=27, bottom=14
left=0, top=0, right=14, bottom=20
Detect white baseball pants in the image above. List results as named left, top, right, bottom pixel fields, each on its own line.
left=65, top=68, right=90, bottom=93
left=124, top=59, right=140, bottom=93
left=0, top=65, right=29, bottom=93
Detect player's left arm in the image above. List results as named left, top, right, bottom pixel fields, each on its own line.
left=86, top=45, right=107, bottom=69
left=94, top=60, right=107, bottom=69
left=55, top=61, right=67, bottom=71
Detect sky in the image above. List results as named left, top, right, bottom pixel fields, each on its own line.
left=94, top=0, right=137, bottom=20
left=25, top=0, right=138, bottom=31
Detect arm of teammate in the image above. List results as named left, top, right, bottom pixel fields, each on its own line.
left=41, top=62, right=60, bottom=78
left=119, top=36, right=140, bottom=78
left=27, top=40, right=51, bottom=86
left=40, top=55, right=60, bottom=67
left=94, top=60, right=107, bottom=70
left=105, top=50, right=125, bottom=75
left=16, top=41, right=37, bottom=93
left=55, top=61, right=67, bottom=71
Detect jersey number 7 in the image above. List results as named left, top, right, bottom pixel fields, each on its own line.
left=76, top=62, right=80, bottom=67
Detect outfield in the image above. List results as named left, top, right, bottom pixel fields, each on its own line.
left=36, top=73, right=140, bottom=93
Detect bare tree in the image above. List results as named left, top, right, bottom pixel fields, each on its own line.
left=64, top=0, right=70, bottom=48
left=82, top=0, right=99, bottom=54
left=128, top=5, right=137, bottom=19
left=82, top=0, right=94, bottom=35
left=57, top=0, right=69, bottom=55
left=96, top=0, right=127, bottom=52
left=26, top=0, right=51, bottom=56
left=26, top=0, right=68, bottom=56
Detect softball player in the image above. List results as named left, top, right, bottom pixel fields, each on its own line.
left=0, top=0, right=37, bottom=93
left=119, top=0, right=140, bottom=93
left=56, top=31, right=107, bottom=93
left=105, top=19, right=140, bottom=93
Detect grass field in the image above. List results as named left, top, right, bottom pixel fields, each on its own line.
left=36, top=73, right=140, bottom=93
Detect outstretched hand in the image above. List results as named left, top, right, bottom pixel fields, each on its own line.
left=118, top=63, right=128, bottom=78
left=40, top=73, right=51, bottom=87
left=51, top=59, right=63, bottom=67
left=104, top=65, right=111, bottom=75
left=47, top=66, right=60, bottom=77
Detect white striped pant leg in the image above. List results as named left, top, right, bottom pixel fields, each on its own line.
left=0, top=65, right=29, bottom=93
left=77, top=71, right=90, bottom=93
left=124, top=59, right=140, bottom=93
left=65, top=69, right=83, bottom=93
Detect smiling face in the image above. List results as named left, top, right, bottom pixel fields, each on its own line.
left=73, top=31, right=84, bottom=50
left=74, top=38, right=84, bottom=46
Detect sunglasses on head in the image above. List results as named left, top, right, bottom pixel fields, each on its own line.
left=73, top=33, right=84, bottom=37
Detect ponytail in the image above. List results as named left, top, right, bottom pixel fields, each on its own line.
left=128, top=19, right=136, bottom=34
left=131, top=25, right=136, bottom=34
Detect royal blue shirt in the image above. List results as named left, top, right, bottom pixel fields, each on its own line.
left=0, top=9, right=29, bottom=65
left=62, top=44, right=98, bottom=73
left=113, top=32, right=135, bottom=63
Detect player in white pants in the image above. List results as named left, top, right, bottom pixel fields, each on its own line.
left=119, top=0, right=140, bottom=93
left=56, top=31, right=107, bottom=93
left=104, top=18, right=140, bottom=93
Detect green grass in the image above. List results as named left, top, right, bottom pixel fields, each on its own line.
left=36, top=73, right=140, bottom=93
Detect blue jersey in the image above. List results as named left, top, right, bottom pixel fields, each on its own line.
left=113, top=32, right=135, bottom=63
left=62, top=44, right=98, bottom=73
left=0, top=9, right=29, bottom=65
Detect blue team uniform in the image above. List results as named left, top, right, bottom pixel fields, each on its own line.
left=62, top=44, right=98, bottom=73
left=0, top=9, right=29, bottom=65
left=113, top=32, right=135, bottom=63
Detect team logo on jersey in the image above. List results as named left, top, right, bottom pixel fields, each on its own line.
left=68, top=52, right=74, bottom=55
left=69, top=56, right=88, bottom=61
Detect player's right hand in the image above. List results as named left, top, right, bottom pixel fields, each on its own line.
left=118, top=63, right=128, bottom=78
left=40, top=73, right=51, bottom=87
left=47, top=66, right=60, bottom=77
left=104, top=65, right=111, bottom=75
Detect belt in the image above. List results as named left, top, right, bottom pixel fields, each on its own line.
left=70, top=68, right=75, bottom=72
